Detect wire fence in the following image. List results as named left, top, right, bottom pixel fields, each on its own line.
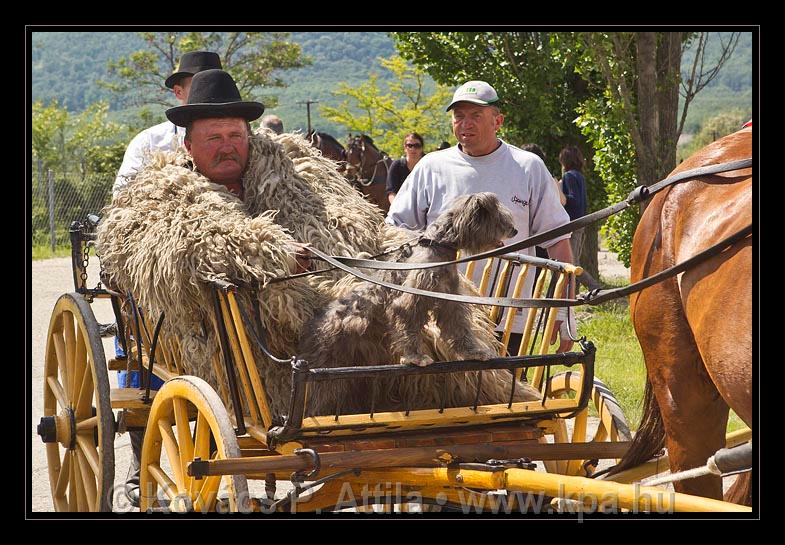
left=31, top=159, right=114, bottom=251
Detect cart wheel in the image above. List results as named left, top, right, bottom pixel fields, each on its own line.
left=38, top=293, right=115, bottom=512
left=139, top=376, right=250, bottom=513
left=543, top=372, right=631, bottom=476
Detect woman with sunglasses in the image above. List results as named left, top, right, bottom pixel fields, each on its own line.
left=385, top=132, right=425, bottom=204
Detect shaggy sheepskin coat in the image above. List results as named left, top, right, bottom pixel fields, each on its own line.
left=96, top=129, right=537, bottom=419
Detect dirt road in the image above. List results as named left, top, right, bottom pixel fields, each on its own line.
left=31, top=257, right=140, bottom=512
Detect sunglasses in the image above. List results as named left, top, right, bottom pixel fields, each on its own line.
left=405, top=142, right=423, bottom=149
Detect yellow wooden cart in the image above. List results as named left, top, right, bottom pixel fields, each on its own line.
left=36, top=217, right=750, bottom=514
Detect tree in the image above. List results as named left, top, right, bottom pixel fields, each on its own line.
left=572, top=32, right=740, bottom=264
left=99, top=32, right=311, bottom=110
left=32, top=100, right=129, bottom=177
left=320, top=55, right=454, bottom=153
left=393, top=32, right=601, bottom=281
left=394, top=31, right=742, bottom=267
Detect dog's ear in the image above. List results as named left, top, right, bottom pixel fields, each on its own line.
left=451, top=193, right=487, bottom=239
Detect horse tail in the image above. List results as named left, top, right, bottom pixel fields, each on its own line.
left=607, top=378, right=666, bottom=476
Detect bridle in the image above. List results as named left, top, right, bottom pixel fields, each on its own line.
left=345, top=136, right=387, bottom=187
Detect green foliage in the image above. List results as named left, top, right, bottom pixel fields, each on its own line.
left=320, top=55, right=454, bottom=153
left=263, top=32, right=397, bottom=137
left=393, top=32, right=590, bottom=166
left=99, top=32, right=311, bottom=110
left=32, top=100, right=129, bottom=176
left=31, top=30, right=751, bottom=140
left=575, top=93, right=638, bottom=267
left=392, top=31, right=610, bottom=256
left=577, top=301, right=646, bottom=430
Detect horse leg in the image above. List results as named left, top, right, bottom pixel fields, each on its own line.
left=632, top=279, right=730, bottom=500
left=680, top=244, right=753, bottom=427
left=679, top=245, right=753, bottom=505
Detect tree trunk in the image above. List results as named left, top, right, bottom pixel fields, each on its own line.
left=636, top=32, right=659, bottom=191
left=656, top=32, right=682, bottom=180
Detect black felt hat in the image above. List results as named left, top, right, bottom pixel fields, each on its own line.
left=164, top=51, right=223, bottom=89
left=165, top=69, right=265, bottom=127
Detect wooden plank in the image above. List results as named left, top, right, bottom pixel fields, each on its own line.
left=192, top=440, right=632, bottom=478
left=110, top=388, right=157, bottom=409
left=301, top=422, right=541, bottom=452
left=119, top=408, right=150, bottom=429
left=297, top=397, right=577, bottom=437
left=108, top=357, right=179, bottom=383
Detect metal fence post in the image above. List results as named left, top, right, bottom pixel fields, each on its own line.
left=47, top=169, right=55, bottom=252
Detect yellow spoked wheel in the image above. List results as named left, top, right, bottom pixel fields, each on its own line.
left=39, top=293, right=115, bottom=512
left=542, top=372, right=631, bottom=477
left=139, top=376, right=250, bottom=513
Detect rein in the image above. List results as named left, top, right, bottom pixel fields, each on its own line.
left=336, top=157, right=753, bottom=272
left=269, top=157, right=753, bottom=308
left=303, top=224, right=751, bottom=308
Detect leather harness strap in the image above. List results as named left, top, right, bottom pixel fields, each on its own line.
left=305, top=224, right=752, bottom=308
left=325, top=158, right=753, bottom=272
left=269, top=157, right=753, bottom=308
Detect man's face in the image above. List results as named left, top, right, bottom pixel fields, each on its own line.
left=172, top=76, right=193, bottom=105
left=451, top=102, right=503, bottom=157
left=185, top=117, right=250, bottom=185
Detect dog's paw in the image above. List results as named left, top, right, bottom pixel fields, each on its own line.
left=400, top=354, right=434, bottom=367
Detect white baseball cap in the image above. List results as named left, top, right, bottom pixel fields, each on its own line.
left=446, top=80, right=499, bottom=111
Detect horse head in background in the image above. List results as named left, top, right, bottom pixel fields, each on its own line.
left=615, top=125, right=753, bottom=505
left=307, top=130, right=347, bottom=168
left=344, top=134, right=392, bottom=212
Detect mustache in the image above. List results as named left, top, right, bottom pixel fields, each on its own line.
left=210, top=151, right=242, bottom=167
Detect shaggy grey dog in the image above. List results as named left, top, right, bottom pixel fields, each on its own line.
left=299, top=192, right=519, bottom=415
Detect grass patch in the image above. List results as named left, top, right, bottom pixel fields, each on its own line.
left=576, top=295, right=646, bottom=430
left=32, top=244, right=71, bottom=260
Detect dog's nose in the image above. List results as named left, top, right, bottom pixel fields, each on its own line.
left=510, top=228, right=518, bottom=237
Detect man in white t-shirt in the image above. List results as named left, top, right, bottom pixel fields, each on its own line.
left=386, top=80, right=576, bottom=354
left=112, top=51, right=223, bottom=197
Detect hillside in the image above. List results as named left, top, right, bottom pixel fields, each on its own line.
left=31, top=30, right=753, bottom=140
left=30, top=31, right=397, bottom=139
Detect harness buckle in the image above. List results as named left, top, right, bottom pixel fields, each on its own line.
left=627, top=185, right=650, bottom=204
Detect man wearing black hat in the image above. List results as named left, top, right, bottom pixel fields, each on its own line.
left=113, top=52, right=223, bottom=509
left=166, top=68, right=265, bottom=200
left=112, top=51, right=223, bottom=197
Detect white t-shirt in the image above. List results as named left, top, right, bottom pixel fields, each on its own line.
left=113, top=121, right=184, bottom=197
left=385, top=140, right=571, bottom=332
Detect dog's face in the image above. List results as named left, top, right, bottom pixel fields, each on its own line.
left=439, top=192, right=518, bottom=254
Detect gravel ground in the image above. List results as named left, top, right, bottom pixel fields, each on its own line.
left=30, top=251, right=666, bottom=514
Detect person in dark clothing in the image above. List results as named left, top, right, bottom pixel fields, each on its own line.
left=385, top=132, right=425, bottom=205
left=559, top=146, right=587, bottom=222
left=558, top=145, right=599, bottom=290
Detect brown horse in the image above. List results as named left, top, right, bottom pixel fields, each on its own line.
left=619, top=126, right=752, bottom=504
left=344, top=134, right=392, bottom=213
left=307, top=130, right=347, bottom=166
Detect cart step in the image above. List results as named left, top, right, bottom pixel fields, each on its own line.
left=110, top=388, right=158, bottom=409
